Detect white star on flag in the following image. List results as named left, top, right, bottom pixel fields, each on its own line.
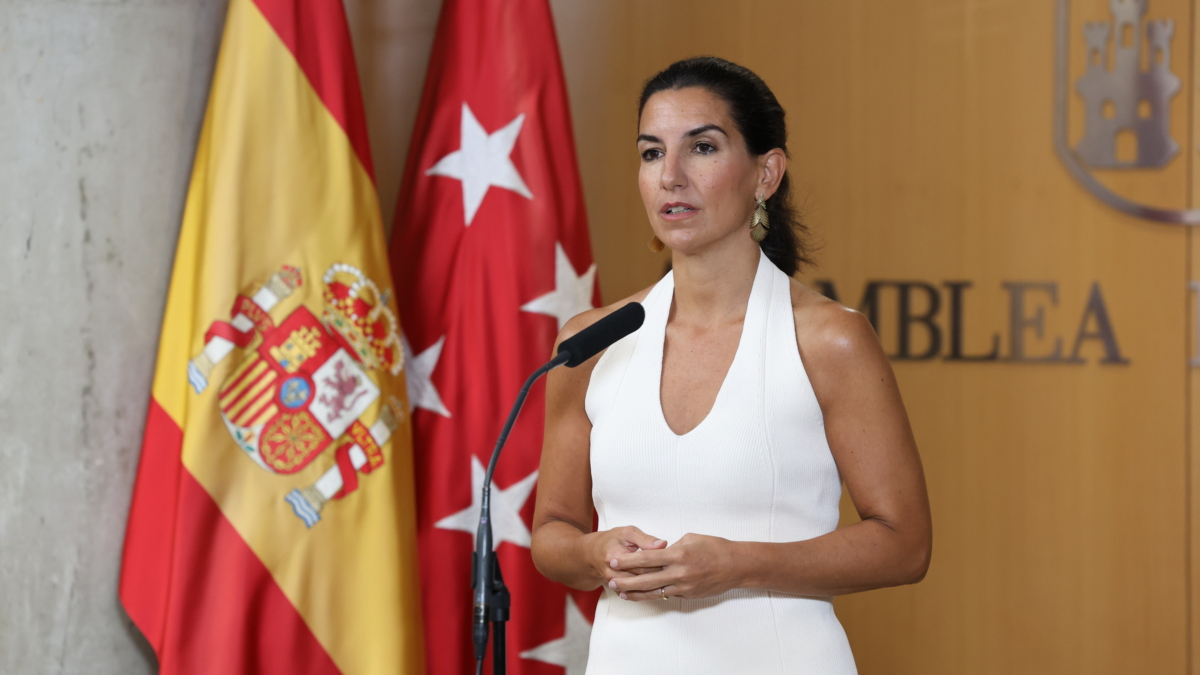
left=520, top=242, right=597, bottom=329
left=434, top=455, right=538, bottom=549
left=426, top=102, right=533, bottom=225
left=401, top=334, right=451, bottom=417
left=520, top=595, right=592, bottom=675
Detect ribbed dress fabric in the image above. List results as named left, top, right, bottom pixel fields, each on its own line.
left=583, top=251, right=857, bottom=674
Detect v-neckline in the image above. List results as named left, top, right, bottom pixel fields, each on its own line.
left=654, top=253, right=764, bottom=439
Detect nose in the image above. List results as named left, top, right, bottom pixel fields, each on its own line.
left=659, top=149, right=687, bottom=192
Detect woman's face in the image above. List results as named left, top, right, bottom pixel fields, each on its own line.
left=637, top=87, right=771, bottom=255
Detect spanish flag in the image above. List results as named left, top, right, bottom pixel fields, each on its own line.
left=118, top=0, right=424, bottom=672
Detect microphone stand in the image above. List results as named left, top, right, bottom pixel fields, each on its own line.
left=473, top=351, right=570, bottom=675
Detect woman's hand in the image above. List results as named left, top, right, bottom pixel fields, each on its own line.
left=606, top=533, right=744, bottom=601
left=584, top=526, right=668, bottom=586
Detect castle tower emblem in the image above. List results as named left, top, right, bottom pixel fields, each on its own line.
left=1055, top=0, right=1200, bottom=224
left=1074, top=0, right=1180, bottom=168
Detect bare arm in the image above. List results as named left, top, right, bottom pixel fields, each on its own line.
left=609, top=288, right=932, bottom=600
left=739, top=296, right=932, bottom=595
left=530, top=293, right=664, bottom=591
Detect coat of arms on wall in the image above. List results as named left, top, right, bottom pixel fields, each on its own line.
left=1055, top=0, right=1199, bottom=224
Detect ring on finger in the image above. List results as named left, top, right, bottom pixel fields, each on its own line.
left=659, top=587, right=668, bottom=600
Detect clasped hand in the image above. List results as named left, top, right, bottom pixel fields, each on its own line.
left=589, top=526, right=740, bottom=602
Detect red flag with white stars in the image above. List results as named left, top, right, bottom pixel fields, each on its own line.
left=389, top=1, right=600, bottom=673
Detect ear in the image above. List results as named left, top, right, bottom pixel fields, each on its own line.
left=757, top=148, right=787, bottom=199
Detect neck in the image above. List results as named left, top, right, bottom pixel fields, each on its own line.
left=669, top=236, right=760, bottom=325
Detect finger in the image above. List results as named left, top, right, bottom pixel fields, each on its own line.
left=619, top=526, right=667, bottom=551
left=601, top=569, right=637, bottom=583
left=608, top=570, right=672, bottom=593
left=620, top=585, right=677, bottom=603
left=605, top=543, right=666, bottom=571
left=612, top=566, right=664, bottom=576
left=602, top=541, right=640, bottom=564
left=612, top=548, right=673, bottom=571
left=608, top=551, right=666, bottom=573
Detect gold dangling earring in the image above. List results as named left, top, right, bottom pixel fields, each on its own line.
left=648, top=234, right=665, bottom=253
left=750, top=194, right=770, bottom=242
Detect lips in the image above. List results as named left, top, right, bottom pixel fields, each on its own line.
left=661, top=202, right=696, bottom=216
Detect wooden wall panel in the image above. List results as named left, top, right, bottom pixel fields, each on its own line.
left=1187, top=10, right=1200, bottom=674
left=554, top=0, right=1194, bottom=672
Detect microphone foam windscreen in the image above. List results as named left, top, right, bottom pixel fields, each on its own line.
left=557, top=302, right=645, bottom=367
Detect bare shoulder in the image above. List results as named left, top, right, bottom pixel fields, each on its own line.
left=787, top=278, right=896, bottom=417
left=789, top=278, right=882, bottom=365
left=547, top=284, right=657, bottom=410
left=553, top=285, right=655, bottom=353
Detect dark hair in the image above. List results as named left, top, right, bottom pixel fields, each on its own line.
left=639, top=56, right=812, bottom=276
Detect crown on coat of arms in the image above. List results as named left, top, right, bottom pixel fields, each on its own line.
left=321, top=263, right=404, bottom=376
left=269, top=265, right=304, bottom=297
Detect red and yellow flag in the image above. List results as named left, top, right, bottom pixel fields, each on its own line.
left=119, top=0, right=424, bottom=672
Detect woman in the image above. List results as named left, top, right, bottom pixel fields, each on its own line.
left=531, top=57, right=932, bottom=674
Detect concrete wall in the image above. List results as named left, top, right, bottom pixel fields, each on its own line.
left=1, top=1, right=227, bottom=672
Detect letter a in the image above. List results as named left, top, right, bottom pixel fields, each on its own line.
left=1068, top=282, right=1129, bottom=364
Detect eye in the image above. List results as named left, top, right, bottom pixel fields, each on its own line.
left=641, top=148, right=663, bottom=162
left=694, top=141, right=716, bottom=155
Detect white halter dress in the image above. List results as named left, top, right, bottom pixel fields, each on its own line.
left=583, top=251, right=857, bottom=674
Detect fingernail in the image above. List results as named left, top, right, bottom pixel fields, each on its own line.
left=654, top=539, right=666, bottom=546
left=608, top=580, right=617, bottom=590
left=620, top=592, right=628, bottom=600
left=610, top=558, right=619, bottom=568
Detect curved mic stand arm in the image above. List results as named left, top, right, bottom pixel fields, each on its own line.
left=473, top=350, right=571, bottom=675
left=483, top=350, right=571, bottom=503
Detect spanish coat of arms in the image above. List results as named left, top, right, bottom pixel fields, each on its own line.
left=185, top=263, right=405, bottom=527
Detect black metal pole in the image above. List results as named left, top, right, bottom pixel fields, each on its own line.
left=473, top=351, right=569, bottom=674
left=492, top=619, right=507, bottom=675
left=490, top=553, right=510, bottom=675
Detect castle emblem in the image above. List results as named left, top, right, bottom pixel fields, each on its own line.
left=1074, top=0, right=1179, bottom=168
left=1055, top=0, right=1200, bottom=223
left=187, top=263, right=406, bottom=527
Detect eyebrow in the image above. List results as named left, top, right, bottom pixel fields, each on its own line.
left=636, top=124, right=729, bottom=144
left=686, top=124, right=728, bottom=138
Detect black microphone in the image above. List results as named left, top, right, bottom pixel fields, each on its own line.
left=556, top=301, right=646, bottom=367
left=472, top=302, right=644, bottom=674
